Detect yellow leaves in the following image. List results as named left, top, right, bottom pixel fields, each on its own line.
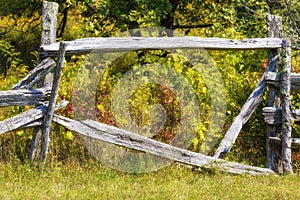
left=64, top=131, right=73, bottom=141
left=128, top=10, right=158, bottom=27
left=192, top=137, right=199, bottom=147
left=16, top=131, right=23, bottom=136
left=197, top=124, right=208, bottom=141
left=202, top=87, right=207, bottom=95
left=186, top=3, right=193, bottom=11
left=192, top=122, right=211, bottom=150
left=97, top=104, right=105, bottom=117
left=66, top=0, right=72, bottom=5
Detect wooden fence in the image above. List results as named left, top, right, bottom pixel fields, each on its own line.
left=0, top=1, right=297, bottom=175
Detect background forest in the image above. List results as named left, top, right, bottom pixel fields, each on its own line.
left=0, top=0, right=300, bottom=170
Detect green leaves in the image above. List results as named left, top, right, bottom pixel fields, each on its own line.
left=0, top=39, right=25, bottom=77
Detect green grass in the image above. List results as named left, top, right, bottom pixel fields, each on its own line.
left=1, top=161, right=300, bottom=200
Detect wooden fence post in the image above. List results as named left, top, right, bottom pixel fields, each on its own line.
left=29, top=1, right=58, bottom=163
left=281, top=40, right=293, bottom=173
left=41, top=42, right=66, bottom=162
left=266, top=15, right=283, bottom=173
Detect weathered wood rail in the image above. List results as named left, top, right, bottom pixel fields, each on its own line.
left=263, top=107, right=300, bottom=124
left=40, top=37, right=283, bottom=57
left=12, top=58, right=55, bottom=90
left=266, top=72, right=300, bottom=90
left=52, top=115, right=274, bottom=175
left=0, top=88, right=51, bottom=106
left=0, top=101, right=68, bottom=134
left=0, top=1, right=298, bottom=175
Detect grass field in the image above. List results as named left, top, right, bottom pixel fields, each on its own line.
left=1, top=161, right=300, bottom=200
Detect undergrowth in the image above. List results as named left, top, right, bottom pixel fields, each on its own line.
left=0, top=161, right=300, bottom=200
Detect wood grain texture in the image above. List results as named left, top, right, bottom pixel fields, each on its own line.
left=265, top=72, right=280, bottom=87
left=0, top=88, right=51, bottom=107
left=41, top=1, right=58, bottom=46
left=263, top=107, right=300, bottom=125
left=41, top=42, right=66, bottom=162
left=266, top=72, right=300, bottom=90
left=40, top=37, right=283, bottom=57
left=263, top=107, right=282, bottom=125
left=29, top=1, right=58, bottom=163
left=0, top=101, right=68, bottom=134
left=0, top=106, right=46, bottom=134
left=12, top=58, right=55, bottom=90
left=266, top=14, right=283, bottom=173
left=280, top=40, right=293, bottom=174
left=52, top=114, right=275, bottom=175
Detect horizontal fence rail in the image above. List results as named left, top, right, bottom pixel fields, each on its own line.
left=263, top=107, right=300, bottom=125
left=266, top=72, right=300, bottom=90
left=0, top=100, right=68, bottom=135
left=52, top=114, right=275, bottom=175
left=0, top=88, right=51, bottom=107
left=40, top=37, right=284, bottom=56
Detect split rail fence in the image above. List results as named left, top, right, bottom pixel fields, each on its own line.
left=0, top=1, right=298, bottom=175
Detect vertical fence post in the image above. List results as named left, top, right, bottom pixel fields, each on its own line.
left=41, top=42, right=66, bottom=162
left=29, top=1, right=58, bottom=163
left=281, top=40, right=293, bottom=174
left=266, top=15, right=283, bottom=173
